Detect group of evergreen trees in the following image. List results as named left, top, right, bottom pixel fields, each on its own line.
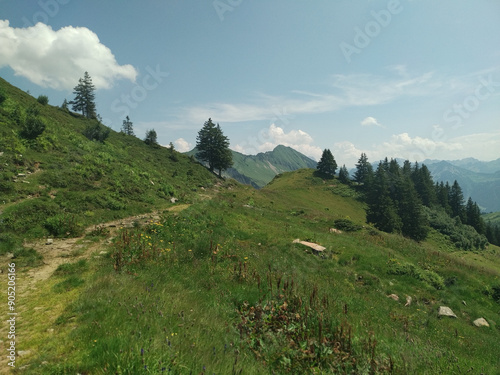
left=317, top=151, right=493, bottom=246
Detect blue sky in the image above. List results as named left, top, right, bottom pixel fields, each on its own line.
left=1, top=0, right=499, bottom=166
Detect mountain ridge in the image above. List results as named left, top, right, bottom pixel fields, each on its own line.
left=187, top=145, right=317, bottom=188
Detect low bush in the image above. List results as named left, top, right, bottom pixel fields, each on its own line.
left=45, top=213, right=84, bottom=237
left=333, top=218, right=362, bottom=232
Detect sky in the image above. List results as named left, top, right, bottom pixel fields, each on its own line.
left=1, top=0, right=499, bottom=167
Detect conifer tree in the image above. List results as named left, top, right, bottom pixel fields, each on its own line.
left=196, top=118, right=233, bottom=177
left=144, top=129, right=158, bottom=147
left=449, top=180, right=465, bottom=221
left=367, top=162, right=402, bottom=233
left=121, top=116, right=134, bottom=136
left=353, top=153, right=373, bottom=190
left=70, top=72, right=96, bottom=119
left=316, top=149, right=337, bottom=178
left=413, top=164, right=437, bottom=207
left=338, top=165, right=350, bottom=184
left=465, top=197, right=485, bottom=234
left=395, top=175, right=429, bottom=241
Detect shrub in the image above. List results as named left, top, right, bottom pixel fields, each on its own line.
left=1, top=199, right=59, bottom=235
left=37, top=95, right=49, bottom=105
left=20, top=106, right=46, bottom=140
left=333, top=218, right=362, bottom=232
left=84, top=122, right=110, bottom=142
left=387, top=258, right=444, bottom=289
left=44, top=213, right=84, bottom=237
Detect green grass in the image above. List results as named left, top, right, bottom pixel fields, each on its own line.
left=2, top=76, right=500, bottom=374
left=12, top=173, right=500, bottom=374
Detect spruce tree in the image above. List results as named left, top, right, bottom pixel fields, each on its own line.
left=338, top=165, right=350, bottom=184
left=353, top=153, right=373, bottom=190
left=465, top=198, right=485, bottom=234
left=196, top=119, right=233, bottom=177
left=367, top=162, right=402, bottom=233
left=144, top=129, right=158, bottom=147
left=316, top=149, right=337, bottom=179
left=70, top=72, right=96, bottom=119
left=395, top=175, right=429, bottom=241
left=122, top=116, right=134, bottom=136
left=449, top=180, right=465, bottom=221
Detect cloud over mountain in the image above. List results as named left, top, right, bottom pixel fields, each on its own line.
left=0, top=20, right=137, bottom=90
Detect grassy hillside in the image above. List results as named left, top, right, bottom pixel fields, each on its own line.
left=1, top=77, right=500, bottom=374
left=6, top=169, right=500, bottom=374
left=0, top=76, right=216, bottom=254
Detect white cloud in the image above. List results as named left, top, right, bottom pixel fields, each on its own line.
left=330, top=131, right=500, bottom=168
left=182, top=70, right=440, bottom=124
left=233, top=124, right=322, bottom=160
left=173, top=138, right=192, bottom=153
left=0, top=20, right=137, bottom=90
left=361, top=116, right=383, bottom=127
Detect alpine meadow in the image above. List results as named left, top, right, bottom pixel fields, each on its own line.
left=1, top=2, right=500, bottom=374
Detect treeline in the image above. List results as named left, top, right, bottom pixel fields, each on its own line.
left=317, top=150, right=495, bottom=248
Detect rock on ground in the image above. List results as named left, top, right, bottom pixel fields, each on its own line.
left=438, top=306, right=457, bottom=318
left=473, top=318, right=489, bottom=327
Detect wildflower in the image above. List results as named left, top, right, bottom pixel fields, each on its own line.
left=141, top=348, right=144, bottom=356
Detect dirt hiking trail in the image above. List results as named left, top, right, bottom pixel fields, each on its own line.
left=0, top=204, right=190, bottom=373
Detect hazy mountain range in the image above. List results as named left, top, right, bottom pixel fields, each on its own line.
left=424, top=158, right=500, bottom=213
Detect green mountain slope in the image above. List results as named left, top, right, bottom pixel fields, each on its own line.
left=188, top=145, right=317, bottom=188
left=1, top=78, right=500, bottom=374
left=0, top=76, right=216, bottom=250
left=10, top=168, right=500, bottom=374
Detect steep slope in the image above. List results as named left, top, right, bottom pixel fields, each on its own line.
left=0, top=76, right=216, bottom=250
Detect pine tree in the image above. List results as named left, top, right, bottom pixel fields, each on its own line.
left=366, top=162, right=402, bottom=233
left=316, top=149, right=337, bottom=178
left=449, top=180, right=465, bottom=221
left=144, top=129, right=158, bottom=146
left=413, top=164, right=437, bottom=207
left=70, top=72, right=96, bottom=119
left=465, top=198, right=485, bottom=234
left=196, top=118, right=233, bottom=177
left=395, top=175, right=429, bottom=241
left=338, top=165, right=350, bottom=184
left=353, top=153, right=373, bottom=190
left=121, top=116, right=134, bottom=136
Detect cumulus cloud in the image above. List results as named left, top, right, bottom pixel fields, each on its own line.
left=0, top=20, right=137, bottom=90
left=233, top=124, right=322, bottom=160
left=361, top=116, right=384, bottom=127
left=173, top=138, right=193, bottom=153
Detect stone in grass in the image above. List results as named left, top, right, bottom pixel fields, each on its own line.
left=46, top=238, right=53, bottom=245
left=387, top=294, right=399, bottom=301
left=17, top=350, right=32, bottom=357
left=473, top=318, right=489, bottom=327
left=438, top=306, right=457, bottom=318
